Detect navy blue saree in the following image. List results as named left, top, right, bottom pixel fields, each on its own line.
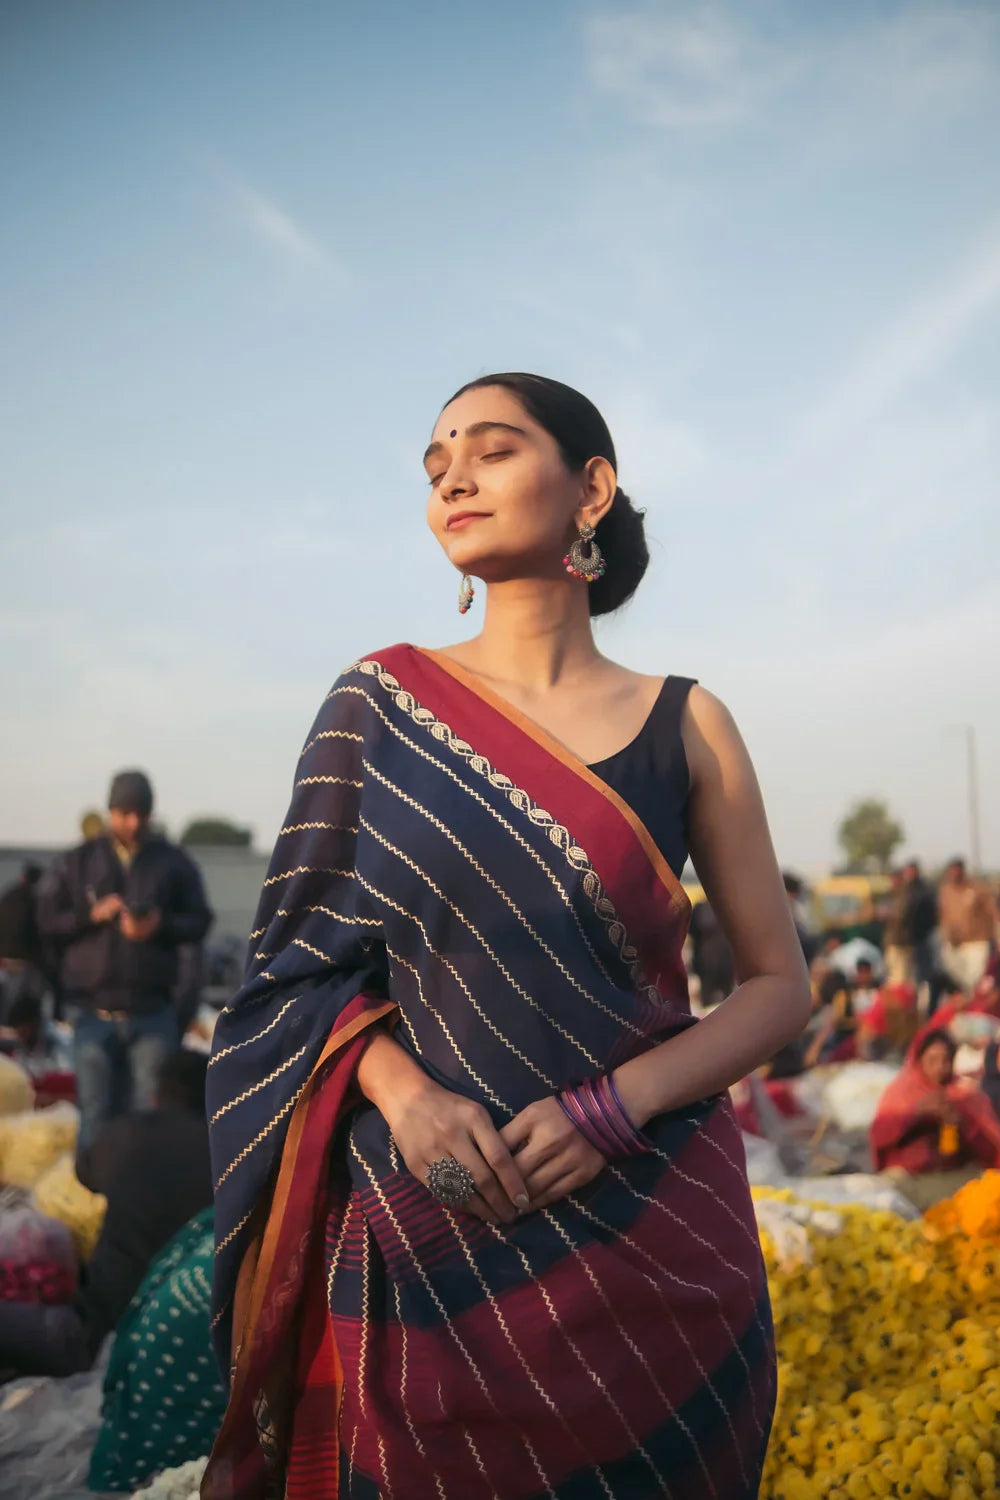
left=204, top=644, right=775, bottom=1499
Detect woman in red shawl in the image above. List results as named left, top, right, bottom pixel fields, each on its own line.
left=871, top=1029, right=1000, bottom=1209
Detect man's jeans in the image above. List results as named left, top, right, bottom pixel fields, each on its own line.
left=74, top=1007, right=179, bottom=1149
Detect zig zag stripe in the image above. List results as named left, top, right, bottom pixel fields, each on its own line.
left=360, top=815, right=598, bottom=1071
left=208, top=1042, right=309, bottom=1125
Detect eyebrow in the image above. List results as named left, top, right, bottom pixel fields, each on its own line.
left=423, top=421, right=527, bottom=465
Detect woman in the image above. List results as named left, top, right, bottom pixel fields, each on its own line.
left=204, top=374, right=811, bottom=1499
left=870, top=1029, right=1000, bottom=1210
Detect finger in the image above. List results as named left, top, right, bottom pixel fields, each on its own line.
left=511, top=1135, right=564, bottom=1178
left=470, top=1119, right=530, bottom=1213
left=455, top=1194, right=502, bottom=1227
left=528, top=1171, right=586, bottom=1211
left=443, top=1141, right=515, bottom=1223
left=524, top=1153, right=578, bottom=1199
left=498, top=1114, right=533, bottom=1154
left=419, top=1148, right=500, bottom=1225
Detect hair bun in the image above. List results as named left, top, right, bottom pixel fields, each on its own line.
left=590, top=489, right=649, bottom=617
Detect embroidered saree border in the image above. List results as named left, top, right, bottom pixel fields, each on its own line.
left=417, top=646, right=691, bottom=922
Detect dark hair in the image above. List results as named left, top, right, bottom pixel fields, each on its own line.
left=7, top=991, right=42, bottom=1033
left=445, top=372, right=649, bottom=616
left=782, top=872, right=804, bottom=899
left=156, top=1049, right=208, bottom=1115
left=915, top=1028, right=956, bottom=1062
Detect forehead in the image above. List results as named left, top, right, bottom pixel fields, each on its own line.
left=432, top=385, right=535, bottom=443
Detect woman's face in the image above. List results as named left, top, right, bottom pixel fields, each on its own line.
left=424, top=386, right=607, bottom=583
left=920, top=1040, right=953, bottom=1087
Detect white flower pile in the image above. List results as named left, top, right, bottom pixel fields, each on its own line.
left=753, top=1193, right=843, bottom=1269
left=132, top=1456, right=208, bottom=1499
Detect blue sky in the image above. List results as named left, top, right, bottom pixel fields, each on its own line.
left=2, top=0, right=999, bottom=869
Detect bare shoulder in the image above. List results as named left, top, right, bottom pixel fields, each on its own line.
left=680, top=685, right=754, bottom=789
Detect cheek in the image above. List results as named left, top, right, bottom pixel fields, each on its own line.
left=490, top=462, right=572, bottom=544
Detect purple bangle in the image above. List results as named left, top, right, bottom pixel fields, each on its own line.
left=558, top=1073, right=651, bottom=1160
left=602, top=1073, right=648, bottom=1156
left=557, top=1090, right=615, bottom=1156
left=581, top=1077, right=636, bottom=1157
left=599, top=1080, right=644, bottom=1158
left=594, top=1075, right=643, bottom=1156
left=564, top=1087, right=622, bottom=1157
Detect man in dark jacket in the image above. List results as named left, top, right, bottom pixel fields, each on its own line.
left=36, top=770, right=213, bottom=1146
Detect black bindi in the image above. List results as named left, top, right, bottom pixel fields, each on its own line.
left=450, top=429, right=457, bottom=438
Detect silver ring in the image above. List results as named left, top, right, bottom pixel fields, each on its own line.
left=426, top=1156, right=477, bottom=1208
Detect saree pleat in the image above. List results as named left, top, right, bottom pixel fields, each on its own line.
left=205, top=644, right=775, bottom=1500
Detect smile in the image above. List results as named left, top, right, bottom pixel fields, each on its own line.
left=446, top=513, right=491, bottom=530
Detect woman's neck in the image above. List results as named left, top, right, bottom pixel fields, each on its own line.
left=450, top=578, right=603, bottom=693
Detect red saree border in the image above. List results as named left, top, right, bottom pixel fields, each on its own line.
left=417, top=646, right=691, bottom=925
left=362, top=644, right=690, bottom=1005
left=203, top=995, right=398, bottom=1500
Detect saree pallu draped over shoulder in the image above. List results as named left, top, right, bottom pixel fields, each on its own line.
left=204, top=644, right=775, bottom=1500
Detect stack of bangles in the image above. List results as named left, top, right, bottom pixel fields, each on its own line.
left=557, top=1072, right=651, bottom=1159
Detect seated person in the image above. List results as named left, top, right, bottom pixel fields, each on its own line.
left=870, top=1029, right=1000, bottom=1209
left=857, top=980, right=919, bottom=1061
left=87, top=1206, right=226, bottom=1494
left=805, top=960, right=880, bottom=1067
left=0, top=1049, right=211, bottom=1376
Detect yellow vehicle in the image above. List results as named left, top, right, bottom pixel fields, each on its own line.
left=681, top=880, right=706, bottom=909
left=811, top=874, right=892, bottom=939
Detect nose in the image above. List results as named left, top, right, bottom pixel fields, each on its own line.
left=439, top=463, right=477, bottom=504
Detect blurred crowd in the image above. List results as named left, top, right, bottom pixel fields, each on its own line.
left=0, top=769, right=997, bottom=1493
left=687, top=860, right=1000, bottom=1212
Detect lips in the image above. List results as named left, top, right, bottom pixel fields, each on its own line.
left=446, top=512, right=491, bottom=530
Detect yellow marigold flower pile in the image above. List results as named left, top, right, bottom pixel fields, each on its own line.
left=755, top=1172, right=1000, bottom=1499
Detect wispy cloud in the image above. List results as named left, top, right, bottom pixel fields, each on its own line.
left=210, top=161, right=350, bottom=285
left=585, top=5, right=775, bottom=128
left=585, top=3, right=1000, bottom=134
left=792, top=219, right=1000, bottom=452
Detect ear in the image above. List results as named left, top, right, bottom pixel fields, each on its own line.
left=573, top=456, right=617, bottom=532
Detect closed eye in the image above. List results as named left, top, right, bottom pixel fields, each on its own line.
left=480, top=449, right=512, bottom=462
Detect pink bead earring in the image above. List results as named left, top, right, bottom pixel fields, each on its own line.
left=458, top=575, right=475, bottom=614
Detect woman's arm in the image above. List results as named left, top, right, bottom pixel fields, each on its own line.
left=499, top=687, right=813, bottom=1211
left=612, top=687, right=812, bottom=1126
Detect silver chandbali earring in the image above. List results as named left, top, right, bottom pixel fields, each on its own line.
left=458, top=574, right=475, bottom=614
left=563, top=522, right=606, bottom=583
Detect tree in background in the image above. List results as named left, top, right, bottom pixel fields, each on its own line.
left=180, top=818, right=252, bottom=848
left=837, top=799, right=904, bottom=872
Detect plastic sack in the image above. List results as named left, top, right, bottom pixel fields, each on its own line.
left=0, top=1190, right=77, bottom=1303
left=0, top=1103, right=78, bottom=1189
left=32, top=1153, right=106, bottom=1263
left=822, top=1060, right=900, bottom=1132
left=0, top=1055, right=33, bottom=1117
left=0, top=1343, right=112, bottom=1500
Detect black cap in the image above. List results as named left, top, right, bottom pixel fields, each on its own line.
left=108, top=770, right=154, bottom=817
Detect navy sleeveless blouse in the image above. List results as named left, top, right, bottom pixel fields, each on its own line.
left=587, top=676, right=696, bottom=881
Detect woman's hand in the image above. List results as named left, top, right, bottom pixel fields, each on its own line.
left=357, top=1031, right=529, bottom=1225
left=499, top=1096, right=607, bottom=1211
left=918, top=1090, right=951, bottom=1120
